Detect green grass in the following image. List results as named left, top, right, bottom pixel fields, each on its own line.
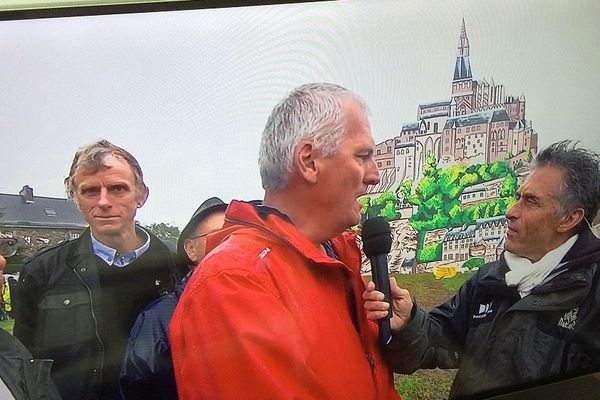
left=396, top=370, right=456, bottom=400
left=396, top=374, right=421, bottom=398
left=392, top=271, right=473, bottom=309
left=440, top=272, right=473, bottom=292
left=0, top=319, right=14, bottom=334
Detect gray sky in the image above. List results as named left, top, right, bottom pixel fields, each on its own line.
left=1, top=0, right=599, bottom=229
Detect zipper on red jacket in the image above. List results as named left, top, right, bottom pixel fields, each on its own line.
left=367, top=352, right=384, bottom=399
left=366, top=352, right=376, bottom=370
left=74, top=266, right=105, bottom=385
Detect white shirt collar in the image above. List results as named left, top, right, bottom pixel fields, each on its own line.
left=91, top=226, right=150, bottom=267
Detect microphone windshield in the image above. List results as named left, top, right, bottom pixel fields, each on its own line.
left=361, top=217, right=392, bottom=257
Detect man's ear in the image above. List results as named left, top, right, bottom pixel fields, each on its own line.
left=137, top=186, right=149, bottom=208
left=557, top=208, right=585, bottom=233
left=295, top=140, right=318, bottom=184
left=183, top=239, right=198, bottom=263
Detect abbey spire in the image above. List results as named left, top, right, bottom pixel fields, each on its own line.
left=454, top=18, right=472, bottom=80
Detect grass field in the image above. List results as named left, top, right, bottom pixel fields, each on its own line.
left=0, top=318, right=14, bottom=334
left=390, top=271, right=473, bottom=400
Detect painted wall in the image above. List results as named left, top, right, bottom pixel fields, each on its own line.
left=360, top=18, right=535, bottom=276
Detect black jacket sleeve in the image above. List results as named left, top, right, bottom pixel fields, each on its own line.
left=13, top=258, right=46, bottom=355
left=385, top=271, right=481, bottom=373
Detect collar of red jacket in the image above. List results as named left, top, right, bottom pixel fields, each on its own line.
left=204, top=200, right=361, bottom=271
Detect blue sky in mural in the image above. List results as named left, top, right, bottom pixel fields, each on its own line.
left=1, top=0, right=599, bottom=228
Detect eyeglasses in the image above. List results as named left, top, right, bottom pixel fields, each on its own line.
left=186, top=232, right=212, bottom=241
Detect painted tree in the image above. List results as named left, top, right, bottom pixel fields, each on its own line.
left=396, top=179, right=413, bottom=207
left=372, top=191, right=398, bottom=219
left=463, top=257, right=485, bottom=270
left=379, top=202, right=397, bottom=219
left=405, top=158, right=518, bottom=263
left=526, top=149, right=533, bottom=162
left=409, top=153, right=469, bottom=232
left=359, top=196, right=371, bottom=218
left=500, top=173, right=518, bottom=197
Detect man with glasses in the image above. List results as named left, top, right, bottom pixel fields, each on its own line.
left=119, top=197, right=227, bottom=400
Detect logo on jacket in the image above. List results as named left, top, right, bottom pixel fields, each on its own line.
left=258, top=247, right=271, bottom=259
left=473, top=302, right=494, bottom=319
left=557, top=307, right=579, bottom=330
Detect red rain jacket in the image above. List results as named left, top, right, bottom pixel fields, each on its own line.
left=170, top=200, right=401, bottom=400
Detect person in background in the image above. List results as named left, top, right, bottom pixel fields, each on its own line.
left=364, top=140, right=600, bottom=399
left=170, top=83, right=401, bottom=399
left=593, top=208, right=600, bottom=236
left=0, top=254, right=62, bottom=400
left=119, top=197, right=227, bottom=400
left=0, top=254, right=10, bottom=321
left=13, top=140, right=177, bottom=399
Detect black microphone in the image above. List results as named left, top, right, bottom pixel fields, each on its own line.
left=362, top=217, right=393, bottom=347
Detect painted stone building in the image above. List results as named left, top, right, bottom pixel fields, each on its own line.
left=359, top=18, right=539, bottom=274
left=460, top=177, right=504, bottom=206
left=367, top=18, right=538, bottom=197
left=442, top=216, right=507, bottom=264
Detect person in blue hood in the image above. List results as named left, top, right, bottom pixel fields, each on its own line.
left=119, top=197, right=227, bottom=400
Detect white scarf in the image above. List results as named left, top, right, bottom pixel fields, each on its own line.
left=504, top=234, right=578, bottom=298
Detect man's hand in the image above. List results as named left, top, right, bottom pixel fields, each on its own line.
left=363, top=278, right=414, bottom=331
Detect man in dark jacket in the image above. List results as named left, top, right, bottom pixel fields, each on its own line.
left=364, top=140, right=600, bottom=399
left=13, top=140, right=177, bottom=399
left=0, top=254, right=62, bottom=400
left=118, top=197, right=227, bottom=400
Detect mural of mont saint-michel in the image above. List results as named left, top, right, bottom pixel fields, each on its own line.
left=359, top=19, right=537, bottom=278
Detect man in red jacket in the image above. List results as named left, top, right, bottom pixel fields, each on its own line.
left=170, top=83, right=401, bottom=399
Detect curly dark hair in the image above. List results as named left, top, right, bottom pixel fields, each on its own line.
left=534, top=140, right=600, bottom=228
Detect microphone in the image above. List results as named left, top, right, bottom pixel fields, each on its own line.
left=362, top=217, right=393, bottom=347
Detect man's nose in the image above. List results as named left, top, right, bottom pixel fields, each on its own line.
left=97, top=188, right=111, bottom=207
left=365, top=159, right=380, bottom=186
left=505, top=201, right=518, bottom=220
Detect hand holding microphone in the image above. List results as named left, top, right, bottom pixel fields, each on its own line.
left=362, top=217, right=394, bottom=346
left=362, top=217, right=414, bottom=344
